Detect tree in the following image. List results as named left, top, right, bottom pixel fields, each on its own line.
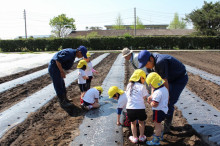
left=168, top=13, right=186, bottom=29
left=112, top=14, right=125, bottom=30
left=186, top=1, right=220, bottom=36
left=130, top=16, right=145, bottom=29
left=49, top=14, right=76, bottom=38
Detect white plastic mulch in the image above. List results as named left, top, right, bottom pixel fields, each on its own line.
left=0, top=53, right=55, bottom=78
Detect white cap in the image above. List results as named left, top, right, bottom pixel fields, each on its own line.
left=122, top=48, right=132, bottom=57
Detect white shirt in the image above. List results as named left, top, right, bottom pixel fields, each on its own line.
left=126, top=82, right=149, bottom=109
left=118, top=93, right=127, bottom=109
left=78, top=69, right=86, bottom=84
left=83, top=88, right=99, bottom=104
left=151, top=86, right=169, bottom=114
left=85, top=62, right=93, bottom=76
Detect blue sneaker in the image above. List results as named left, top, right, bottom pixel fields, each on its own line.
left=146, top=135, right=160, bottom=145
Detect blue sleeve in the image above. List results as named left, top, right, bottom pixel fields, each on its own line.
left=117, top=108, right=123, bottom=115
left=157, top=59, right=169, bottom=79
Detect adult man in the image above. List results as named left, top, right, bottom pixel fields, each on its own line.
left=122, top=48, right=146, bottom=71
left=48, top=45, right=87, bottom=110
left=138, top=50, right=188, bottom=132
left=122, top=48, right=150, bottom=92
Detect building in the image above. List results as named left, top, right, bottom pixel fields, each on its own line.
left=104, top=24, right=169, bottom=30
left=68, top=29, right=195, bottom=38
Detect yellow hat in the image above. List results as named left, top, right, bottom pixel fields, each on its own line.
left=108, top=86, right=124, bottom=98
left=86, top=52, right=91, bottom=58
left=129, top=69, right=146, bottom=82
left=146, top=72, right=165, bottom=88
left=77, top=60, right=87, bottom=68
left=94, top=86, right=103, bottom=94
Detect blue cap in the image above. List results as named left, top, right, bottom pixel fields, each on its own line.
left=77, top=46, right=87, bottom=58
left=138, top=50, right=151, bottom=68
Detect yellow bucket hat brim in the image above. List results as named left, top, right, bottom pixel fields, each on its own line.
left=77, top=60, right=87, bottom=68
left=129, top=69, right=146, bottom=82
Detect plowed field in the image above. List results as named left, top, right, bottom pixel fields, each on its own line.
left=0, top=51, right=219, bottom=146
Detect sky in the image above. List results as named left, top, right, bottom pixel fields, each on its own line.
left=0, top=0, right=218, bottom=39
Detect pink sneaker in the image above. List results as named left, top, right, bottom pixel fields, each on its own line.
left=139, top=135, right=147, bottom=142
left=129, top=136, right=138, bottom=144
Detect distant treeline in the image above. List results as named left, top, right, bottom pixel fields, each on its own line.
left=0, top=36, right=219, bottom=52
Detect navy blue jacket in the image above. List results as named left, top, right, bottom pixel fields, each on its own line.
left=49, top=48, right=76, bottom=70
left=150, top=53, right=186, bottom=82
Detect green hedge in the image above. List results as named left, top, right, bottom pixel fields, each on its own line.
left=0, top=36, right=219, bottom=52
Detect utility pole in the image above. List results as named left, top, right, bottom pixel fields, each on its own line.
left=24, top=9, right=27, bottom=39
left=134, top=7, right=136, bottom=36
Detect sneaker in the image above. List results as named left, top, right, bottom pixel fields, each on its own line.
left=139, top=135, right=146, bottom=142
left=146, top=135, right=160, bottom=145
left=129, top=136, right=138, bottom=144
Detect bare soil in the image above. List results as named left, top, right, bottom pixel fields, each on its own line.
left=0, top=51, right=219, bottom=146
left=0, top=53, right=102, bottom=113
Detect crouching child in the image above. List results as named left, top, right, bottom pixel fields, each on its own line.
left=108, top=86, right=128, bottom=126
left=82, top=86, right=103, bottom=110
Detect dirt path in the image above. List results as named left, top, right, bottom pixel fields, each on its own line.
left=0, top=53, right=118, bottom=145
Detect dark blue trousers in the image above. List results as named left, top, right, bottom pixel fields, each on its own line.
left=48, top=65, right=66, bottom=96
left=167, top=73, right=188, bottom=121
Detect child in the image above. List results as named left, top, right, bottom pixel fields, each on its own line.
left=82, top=86, right=103, bottom=110
left=84, top=52, right=98, bottom=90
left=108, top=86, right=127, bottom=126
left=146, top=72, right=169, bottom=145
left=126, top=69, right=149, bottom=144
left=77, top=60, right=88, bottom=104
